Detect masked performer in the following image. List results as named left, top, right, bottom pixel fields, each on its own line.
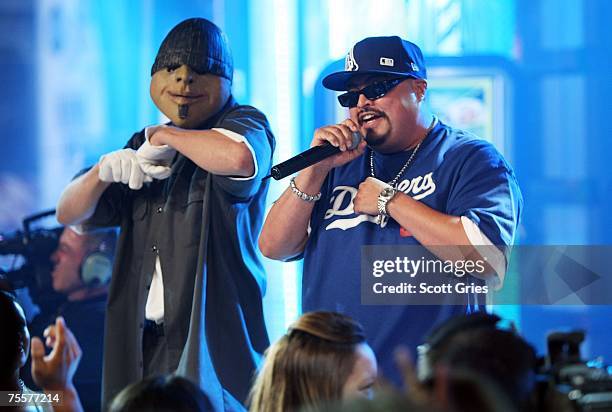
left=56, top=18, right=275, bottom=411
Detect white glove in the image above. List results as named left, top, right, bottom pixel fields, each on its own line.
left=135, top=125, right=177, bottom=180
left=98, top=149, right=152, bottom=190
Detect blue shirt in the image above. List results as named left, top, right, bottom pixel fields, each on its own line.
left=302, top=120, right=522, bottom=383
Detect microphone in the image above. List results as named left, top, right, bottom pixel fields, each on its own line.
left=268, top=132, right=362, bottom=180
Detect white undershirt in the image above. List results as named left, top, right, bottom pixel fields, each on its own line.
left=460, top=216, right=507, bottom=291
left=145, top=256, right=165, bottom=322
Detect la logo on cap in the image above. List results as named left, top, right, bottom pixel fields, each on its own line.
left=345, top=47, right=359, bottom=71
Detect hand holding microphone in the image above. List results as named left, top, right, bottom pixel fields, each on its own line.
left=270, top=120, right=366, bottom=180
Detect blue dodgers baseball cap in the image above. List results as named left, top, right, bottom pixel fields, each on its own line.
left=322, top=36, right=427, bottom=91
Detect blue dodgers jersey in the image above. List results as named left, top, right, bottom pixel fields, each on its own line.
left=302, top=120, right=523, bottom=383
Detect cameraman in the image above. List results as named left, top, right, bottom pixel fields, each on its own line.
left=25, top=227, right=116, bottom=412
left=49, top=227, right=115, bottom=302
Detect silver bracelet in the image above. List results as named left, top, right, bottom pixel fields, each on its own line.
left=290, top=177, right=321, bottom=202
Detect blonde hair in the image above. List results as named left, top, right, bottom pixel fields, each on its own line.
left=248, top=311, right=366, bottom=412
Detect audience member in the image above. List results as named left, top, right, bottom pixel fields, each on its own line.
left=435, top=328, right=536, bottom=411
left=313, top=391, right=444, bottom=412
left=433, top=368, right=518, bottom=412
left=108, top=375, right=213, bottom=412
left=417, top=313, right=537, bottom=411
left=381, top=313, right=537, bottom=412
left=249, top=311, right=377, bottom=412
left=0, top=283, right=83, bottom=412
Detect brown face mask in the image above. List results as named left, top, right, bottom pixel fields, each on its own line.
left=150, top=66, right=230, bottom=129
left=149, top=18, right=233, bottom=128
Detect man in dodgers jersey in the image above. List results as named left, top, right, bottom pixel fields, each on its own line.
left=259, top=36, right=522, bottom=383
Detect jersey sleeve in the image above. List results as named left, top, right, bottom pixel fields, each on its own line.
left=446, top=142, right=523, bottom=254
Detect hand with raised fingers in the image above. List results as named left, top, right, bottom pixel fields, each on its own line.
left=394, top=346, right=430, bottom=404
left=31, top=316, right=82, bottom=392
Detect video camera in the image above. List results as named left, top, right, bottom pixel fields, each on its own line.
left=538, top=330, right=612, bottom=411
left=0, top=210, right=62, bottom=296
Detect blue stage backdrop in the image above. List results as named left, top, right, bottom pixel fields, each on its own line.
left=0, top=0, right=610, bottom=362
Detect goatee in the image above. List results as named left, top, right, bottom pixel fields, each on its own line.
left=178, top=104, right=189, bottom=119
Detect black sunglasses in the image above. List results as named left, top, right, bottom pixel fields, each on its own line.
left=337, top=78, right=405, bottom=108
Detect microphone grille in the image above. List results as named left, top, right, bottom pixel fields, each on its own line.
left=350, top=132, right=363, bottom=150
